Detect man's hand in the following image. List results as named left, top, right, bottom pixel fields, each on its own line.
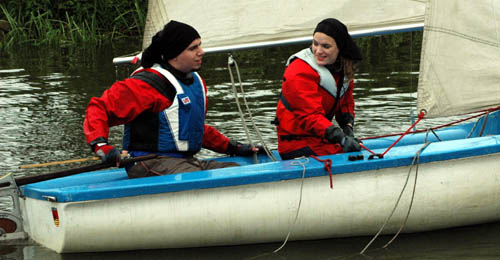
left=226, top=139, right=265, bottom=156
left=94, top=143, right=120, bottom=164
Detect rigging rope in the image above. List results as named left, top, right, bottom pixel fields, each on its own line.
left=227, top=54, right=278, bottom=162
left=273, top=157, right=309, bottom=253
left=382, top=140, right=430, bottom=249
left=380, top=111, right=425, bottom=156
left=409, top=30, right=417, bottom=132
left=478, top=111, right=490, bottom=137
left=360, top=131, right=431, bottom=255
left=310, top=155, right=334, bottom=189
left=362, top=107, right=500, bottom=141
left=358, top=111, right=425, bottom=158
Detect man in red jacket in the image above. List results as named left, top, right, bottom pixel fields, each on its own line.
left=84, top=21, right=260, bottom=177
left=275, top=18, right=362, bottom=160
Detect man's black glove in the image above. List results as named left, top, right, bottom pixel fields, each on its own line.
left=90, top=137, right=120, bottom=164
left=94, top=143, right=120, bottom=164
left=226, top=139, right=265, bottom=156
left=324, top=126, right=361, bottom=153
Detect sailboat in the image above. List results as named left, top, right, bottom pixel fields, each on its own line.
left=1, top=0, right=499, bottom=253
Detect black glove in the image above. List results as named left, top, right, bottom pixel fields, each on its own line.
left=324, top=126, right=345, bottom=144
left=342, top=125, right=354, bottom=137
left=324, top=126, right=361, bottom=153
left=226, top=139, right=265, bottom=156
left=94, top=143, right=120, bottom=164
left=342, top=136, right=361, bottom=153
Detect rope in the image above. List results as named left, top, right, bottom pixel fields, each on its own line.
left=359, top=143, right=376, bottom=155
left=310, top=155, right=334, bottom=189
left=360, top=137, right=431, bottom=254
left=382, top=141, right=429, bottom=249
left=363, top=107, right=494, bottom=158
left=478, top=111, right=490, bottom=137
left=358, top=112, right=425, bottom=159
left=380, top=111, right=425, bottom=156
left=227, top=55, right=257, bottom=163
left=227, top=54, right=278, bottom=162
left=273, top=157, right=309, bottom=253
left=362, top=107, right=500, bottom=141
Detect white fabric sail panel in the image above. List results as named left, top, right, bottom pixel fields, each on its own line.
left=417, top=0, right=500, bottom=118
left=142, top=0, right=170, bottom=50
left=142, top=0, right=425, bottom=50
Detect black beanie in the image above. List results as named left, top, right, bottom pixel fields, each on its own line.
left=141, top=20, right=200, bottom=68
left=314, top=18, right=362, bottom=61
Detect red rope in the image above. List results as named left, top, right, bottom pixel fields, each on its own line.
left=359, top=143, right=376, bottom=155
left=362, top=107, right=500, bottom=141
left=380, top=111, right=425, bottom=156
left=310, top=155, right=334, bottom=189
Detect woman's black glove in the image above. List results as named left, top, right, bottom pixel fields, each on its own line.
left=324, top=126, right=345, bottom=144
left=342, top=136, right=361, bottom=153
left=226, top=139, right=265, bottom=156
left=324, top=126, right=361, bottom=153
left=342, top=125, right=354, bottom=137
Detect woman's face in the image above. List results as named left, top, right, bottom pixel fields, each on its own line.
left=312, top=32, right=339, bottom=66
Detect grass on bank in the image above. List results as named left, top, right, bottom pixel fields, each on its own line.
left=0, top=1, right=146, bottom=49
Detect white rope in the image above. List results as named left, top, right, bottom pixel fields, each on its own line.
left=227, top=54, right=278, bottom=162
left=227, top=55, right=258, bottom=163
left=360, top=139, right=430, bottom=254
left=382, top=142, right=429, bottom=249
left=273, top=157, right=309, bottom=253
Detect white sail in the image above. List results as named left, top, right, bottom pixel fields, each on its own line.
left=142, top=0, right=425, bottom=52
left=139, top=0, right=500, bottom=118
left=417, top=0, right=500, bottom=118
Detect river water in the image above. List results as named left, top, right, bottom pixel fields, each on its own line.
left=1, top=33, right=499, bottom=259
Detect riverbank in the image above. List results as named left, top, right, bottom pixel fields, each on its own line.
left=0, top=1, right=146, bottom=49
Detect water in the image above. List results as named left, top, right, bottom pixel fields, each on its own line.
left=1, top=33, right=499, bottom=259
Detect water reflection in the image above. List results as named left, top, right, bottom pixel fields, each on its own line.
left=2, top=221, right=500, bottom=259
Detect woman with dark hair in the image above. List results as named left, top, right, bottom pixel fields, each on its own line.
left=84, top=20, right=261, bottom=177
left=275, top=18, right=362, bottom=160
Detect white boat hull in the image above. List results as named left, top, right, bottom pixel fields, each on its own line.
left=22, top=153, right=500, bottom=253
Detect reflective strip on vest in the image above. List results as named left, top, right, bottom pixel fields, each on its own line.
left=286, top=48, right=349, bottom=98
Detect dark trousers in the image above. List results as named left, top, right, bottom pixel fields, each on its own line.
left=127, top=156, right=239, bottom=178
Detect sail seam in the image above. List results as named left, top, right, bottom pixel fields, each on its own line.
left=425, top=26, right=499, bottom=47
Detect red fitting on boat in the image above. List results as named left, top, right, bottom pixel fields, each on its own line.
left=131, top=56, right=139, bottom=64
left=310, top=155, right=333, bottom=189
left=418, top=110, right=426, bottom=120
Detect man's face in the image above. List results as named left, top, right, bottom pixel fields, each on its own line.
left=171, top=38, right=205, bottom=73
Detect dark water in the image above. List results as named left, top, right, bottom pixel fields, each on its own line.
left=1, top=33, right=499, bottom=259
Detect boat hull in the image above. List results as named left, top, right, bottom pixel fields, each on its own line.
left=22, top=153, right=500, bottom=253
